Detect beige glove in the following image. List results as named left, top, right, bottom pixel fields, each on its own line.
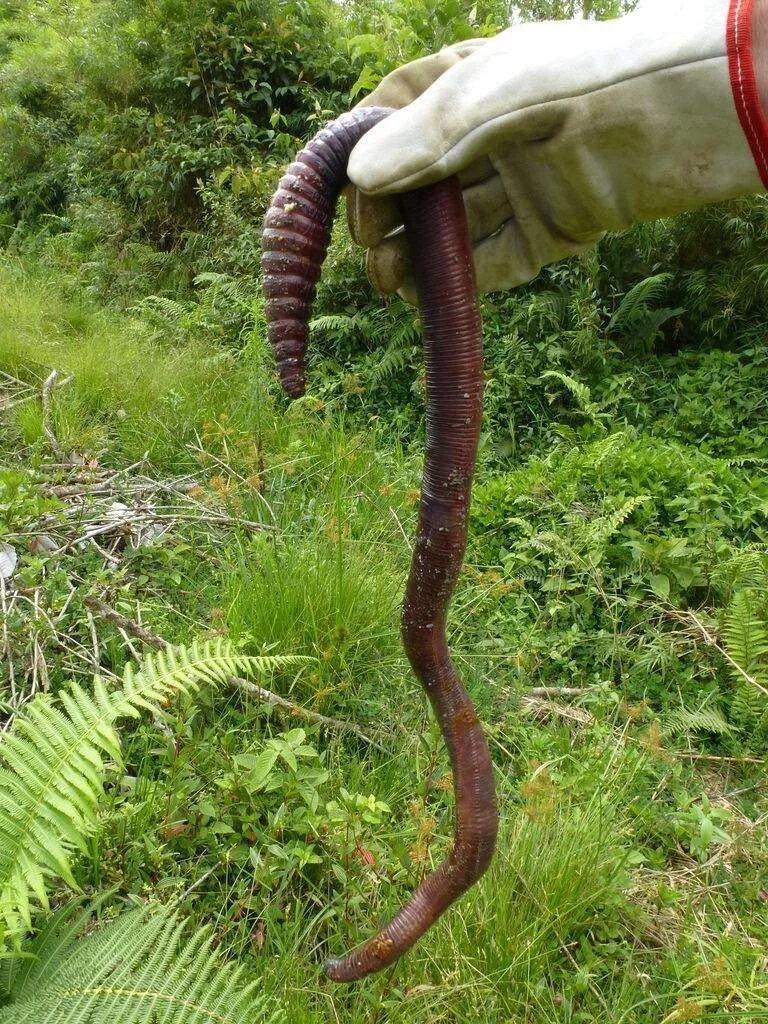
left=347, top=0, right=768, bottom=299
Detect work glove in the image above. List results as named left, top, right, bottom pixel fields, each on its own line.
left=347, top=0, right=768, bottom=299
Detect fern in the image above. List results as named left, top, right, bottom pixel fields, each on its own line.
left=310, top=304, right=420, bottom=388
left=721, top=589, right=768, bottom=685
left=721, top=590, right=768, bottom=739
left=608, top=273, right=684, bottom=349
left=665, top=705, right=732, bottom=737
left=309, top=312, right=363, bottom=338
left=369, top=337, right=418, bottom=387
left=540, top=371, right=593, bottom=412
left=0, top=901, right=279, bottom=1023
left=0, top=641, right=296, bottom=946
left=368, top=306, right=420, bottom=387
left=526, top=290, right=568, bottom=330
left=731, top=679, right=768, bottom=737
left=709, top=548, right=768, bottom=599
left=608, top=273, right=672, bottom=331
left=588, top=496, right=650, bottom=546
left=588, top=431, right=632, bottom=469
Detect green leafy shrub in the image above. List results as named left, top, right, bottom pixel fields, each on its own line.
left=467, top=432, right=768, bottom=719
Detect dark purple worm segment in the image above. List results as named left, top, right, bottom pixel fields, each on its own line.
left=262, top=107, right=393, bottom=397
left=262, top=108, right=499, bottom=982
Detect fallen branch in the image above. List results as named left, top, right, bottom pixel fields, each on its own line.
left=0, top=576, right=16, bottom=710
left=41, top=370, right=72, bottom=456
left=673, top=751, right=764, bottom=766
left=526, top=686, right=590, bottom=698
left=85, top=597, right=385, bottom=751
left=226, top=674, right=386, bottom=751
left=84, top=597, right=166, bottom=649
left=0, top=370, right=36, bottom=413
left=520, top=695, right=593, bottom=726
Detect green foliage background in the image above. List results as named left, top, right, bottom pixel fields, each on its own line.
left=0, top=0, right=766, bottom=1022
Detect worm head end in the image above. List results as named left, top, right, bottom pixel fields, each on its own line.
left=322, top=958, right=342, bottom=982
left=323, top=957, right=360, bottom=984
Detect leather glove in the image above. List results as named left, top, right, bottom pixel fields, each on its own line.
left=347, top=0, right=768, bottom=300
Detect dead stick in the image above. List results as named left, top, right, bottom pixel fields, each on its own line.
left=41, top=370, right=72, bottom=456
left=85, top=597, right=385, bottom=751
left=674, top=751, right=765, bottom=765
left=0, top=577, right=16, bottom=705
left=527, top=686, right=590, bottom=698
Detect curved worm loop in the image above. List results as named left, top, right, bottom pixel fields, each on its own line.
left=262, top=108, right=498, bottom=983
left=261, top=107, right=392, bottom=397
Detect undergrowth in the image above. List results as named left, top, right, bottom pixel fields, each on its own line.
left=0, top=0, right=766, bottom=1019
left=1, top=255, right=766, bottom=1023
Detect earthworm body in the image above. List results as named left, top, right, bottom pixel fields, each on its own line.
left=262, top=107, right=498, bottom=982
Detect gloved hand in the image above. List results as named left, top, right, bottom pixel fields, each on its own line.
left=347, top=0, right=768, bottom=300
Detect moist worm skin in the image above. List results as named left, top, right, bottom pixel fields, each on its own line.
left=262, top=108, right=499, bottom=983
left=262, top=107, right=393, bottom=398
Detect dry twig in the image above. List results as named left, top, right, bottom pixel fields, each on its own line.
left=673, top=751, right=764, bottom=766
left=520, top=695, right=594, bottom=726
left=526, top=686, right=590, bottom=698
left=41, top=370, right=72, bottom=456
left=0, top=576, right=16, bottom=707
left=85, top=597, right=385, bottom=751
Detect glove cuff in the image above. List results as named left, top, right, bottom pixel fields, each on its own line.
left=728, top=0, right=768, bottom=185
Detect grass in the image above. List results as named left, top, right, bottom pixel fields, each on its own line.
left=227, top=534, right=402, bottom=715
left=0, top=257, right=260, bottom=472
left=1, top=254, right=767, bottom=1023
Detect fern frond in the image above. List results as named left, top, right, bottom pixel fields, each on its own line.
left=709, top=549, right=768, bottom=599
left=114, top=638, right=263, bottom=715
left=589, top=431, right=632, bottom=469
left=588, top=496, right=650, bottom=547
left=0, top=641, right=273, bottom=946
left=369, top=340, right=418, bottom=386
left=731, top=678, right=768, bottom=736
left=130, top=295, right=189, bottom=322
left=309, top=312, right=361, bottom=336
left=721, top=589, right=768, bottom=682
left=527, top=290, right=568, bottom=329
left=0, top=689, right=121, bottom=940
left=720, top=590, right=768, bottom=738
left=608, top=273, right=672, bottom=331
left=0, top=903, right=279, bottom=1023
left=665, top=706, right=732, bottom=737
left=540, top=370, right=593, bottom=412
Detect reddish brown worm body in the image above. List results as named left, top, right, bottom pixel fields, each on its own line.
left=262, top=107, right=498, bottom=982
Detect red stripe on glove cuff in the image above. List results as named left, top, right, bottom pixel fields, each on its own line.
left=729, top=0, right=768, bottom=187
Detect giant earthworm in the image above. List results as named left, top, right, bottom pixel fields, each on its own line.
left=262, top=107, right=498, bottom=982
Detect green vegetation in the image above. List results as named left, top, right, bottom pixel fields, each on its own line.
left=0, top=1, right=766, bottom=1022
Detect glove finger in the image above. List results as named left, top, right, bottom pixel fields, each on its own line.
left=375, top=219, right=531, bottom=298
left=346, top=187, right=400, bottom=248
left=348, top=155, right=495, bottom=248
left=359, top=165, right=507, bottom=297
left=366, top=232, right=412, bottom=296
left=463, top=174, right=511, bottom=244
left=472, top=220, right=538, bottom=294
left=397, top=279, right=419, bottom=306
left=356, top=43, right=480, bottom=111
left=372, top=216, right=602, bottom=299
